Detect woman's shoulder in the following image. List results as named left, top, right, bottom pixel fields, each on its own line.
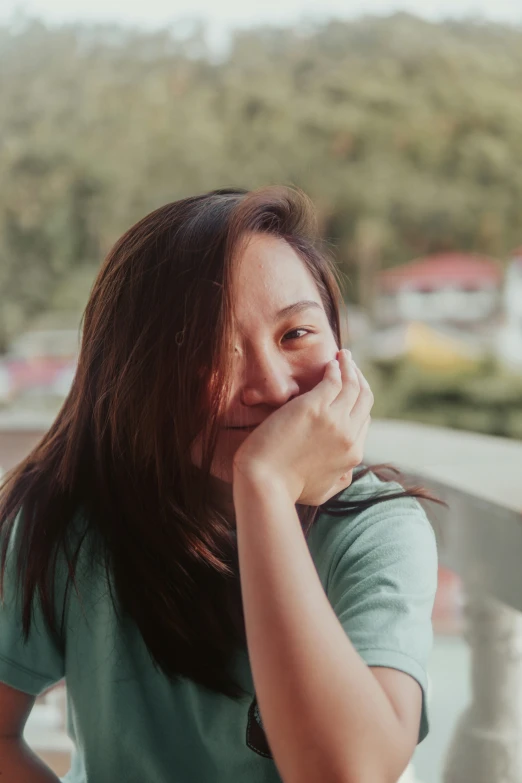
left=338, top=467, right=425, bottom=507
left=309, top=467, right=437, bottom=572
left=2, top=503, right=106, bottom=599
left=319, top=467, right=431, bottom=523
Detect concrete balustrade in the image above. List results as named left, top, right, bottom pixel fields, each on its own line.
left=366, top=420, right=522, bottom=783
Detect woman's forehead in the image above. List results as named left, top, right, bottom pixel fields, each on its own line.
left=232, top=234, right=321, bottom=314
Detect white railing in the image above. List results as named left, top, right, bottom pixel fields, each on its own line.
left=24, top=684, right=72, bottom=756
left=365, top=420, right=522, bottom=783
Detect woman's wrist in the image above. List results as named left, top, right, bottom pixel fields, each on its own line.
left=232, top=457, right=300, bottom=505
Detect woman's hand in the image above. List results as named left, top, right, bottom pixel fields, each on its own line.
left=232, top=349, right=373, bottom=506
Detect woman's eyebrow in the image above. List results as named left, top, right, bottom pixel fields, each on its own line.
left=275, top=300, right=323, bottom=320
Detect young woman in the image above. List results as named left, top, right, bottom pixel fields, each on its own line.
left=0, top=187, right=437, bottom=783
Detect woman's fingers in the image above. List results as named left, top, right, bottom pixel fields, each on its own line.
left=302, top=351, right=372, bottom=444
left=338, top=414, right=371, bottom=482
left=325, top=411, right=370, bottom=500
left=349, top=365, right=374, bottom=433
left=306, top=357, right=343, bottom=407
left=356, top=414, right=372, bottom=454
left=331, top=348, right=360, bottom=412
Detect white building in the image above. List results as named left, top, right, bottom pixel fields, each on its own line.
left=497, top=249, right=522, bottom=370
left=377, top=253, right=502, bottom=327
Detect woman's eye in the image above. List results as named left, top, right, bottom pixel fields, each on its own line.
left=282, top=328, right=311, bottom=342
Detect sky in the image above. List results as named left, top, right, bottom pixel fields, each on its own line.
left=2, top=0, right=522, bottom=31
left=2, top=0, right=521, bottom=58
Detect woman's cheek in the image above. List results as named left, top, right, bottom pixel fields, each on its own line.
left=293, top=345, right=337, bottom=392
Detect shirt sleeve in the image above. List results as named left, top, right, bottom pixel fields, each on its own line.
left=325, top=495, right=438, bottom=743
left=0, top=519, right=66, bottom=696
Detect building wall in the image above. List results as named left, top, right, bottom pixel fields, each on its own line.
left=396, top=285, right=499, bottom=323
left=377, top=285, right=499, bottom=325
left=504, top=261, right=522, bottom=324
left=498, top=260, right=522, bottom=368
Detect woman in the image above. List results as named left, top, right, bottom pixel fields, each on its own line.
left=0, top=186, right=437, bottom=783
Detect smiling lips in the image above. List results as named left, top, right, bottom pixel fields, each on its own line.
left=225, top=424, right=260, bottom=430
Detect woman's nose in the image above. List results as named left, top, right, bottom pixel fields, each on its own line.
left=240, top=352, right=299, bottom=407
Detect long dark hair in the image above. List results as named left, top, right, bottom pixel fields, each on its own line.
left=0, top=186, right=436, bottom=699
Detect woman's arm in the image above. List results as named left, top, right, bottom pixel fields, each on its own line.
left=0, top=683, right=60, bottom=782
left=0, top=739, right=61, bottom=782
left=234, top=471, right=421, bottom=783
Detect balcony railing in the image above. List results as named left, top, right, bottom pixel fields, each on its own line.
left=365, top=420, right=522, bottom=783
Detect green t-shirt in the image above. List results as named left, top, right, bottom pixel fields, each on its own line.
left=0, top=470, right=437, bottom=783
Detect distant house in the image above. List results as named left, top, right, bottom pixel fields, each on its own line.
left=366, top=321, right=488, bottom=370
left=0, top=318, right=80, bottom=405
left=0, top=364, right=12, bottom=404
left=376, top=253, right=502, bottom=327
left=497, top=248, right=522, bottom=370
left=8, top=328, right=80, bottom=361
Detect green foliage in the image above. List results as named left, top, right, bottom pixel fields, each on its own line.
left=366, top=358, right=522, bottom=439
left=1, top=14, right=522, bottom=350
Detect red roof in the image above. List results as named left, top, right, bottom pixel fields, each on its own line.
left=3, top=357, right=71, bottom=394
left=379, top=253, right=501, bottom=292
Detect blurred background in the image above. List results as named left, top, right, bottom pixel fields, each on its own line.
left=1, top=0, right=522, bottom=781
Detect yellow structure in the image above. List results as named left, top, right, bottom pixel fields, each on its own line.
left=404, top=322, right=483, bottom=372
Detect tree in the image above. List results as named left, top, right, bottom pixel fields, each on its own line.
left=1, top=13, right=521, bottom=344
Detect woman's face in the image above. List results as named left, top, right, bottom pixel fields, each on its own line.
left=208, top=233, right=339, bottom=484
